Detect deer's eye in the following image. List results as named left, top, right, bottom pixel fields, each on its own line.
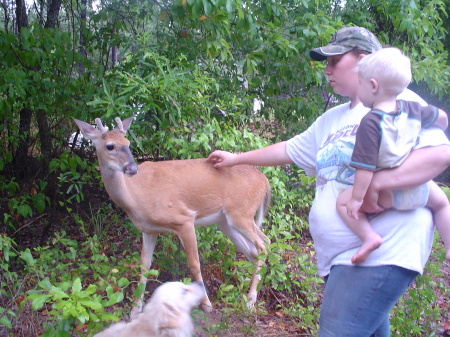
left=106, top=144, right=115, bottom=151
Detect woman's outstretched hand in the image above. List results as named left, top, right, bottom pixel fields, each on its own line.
left=207, top=150, right=238, bottom=168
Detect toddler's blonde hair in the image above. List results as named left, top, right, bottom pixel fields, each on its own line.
left=357, top=47, right=411, bottom=96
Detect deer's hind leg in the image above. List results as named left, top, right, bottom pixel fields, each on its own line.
left=217, top=214, right=269, bottom=308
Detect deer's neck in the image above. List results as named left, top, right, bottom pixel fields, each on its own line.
left=101, top=167, right=137, bottom=212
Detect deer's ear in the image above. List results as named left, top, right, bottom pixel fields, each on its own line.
left=73, top=118, right=102, bottom=140
left=120, top=115, right=135, bottom=133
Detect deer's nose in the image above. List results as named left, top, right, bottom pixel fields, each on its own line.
left=124, top=162, right=138, bottom=176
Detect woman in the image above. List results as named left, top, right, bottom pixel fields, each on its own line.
left=208, top=27, right=450, bottom=336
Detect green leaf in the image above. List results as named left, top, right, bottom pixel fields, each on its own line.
left=399, top=18, right=412, bottom=32
left=80, top=284, right=97, bottom=297
left=20, top=249, right=35, bottom=266
left=203, top=0, right=212, bottom=16
left=0, top=315, right=12, bottom=328
left=29, top=294, right=52, bottom=310
left=221, top=284, right=234, bottom=292
left=71, top=278, right=82, bottom=296
left=17, top=204, right=33, bottom=218
left=32, top=194, right=47, bottom=214
left=51, top=287, right=69, bottom=300
left=103, top=289, right=124, bottom=307
left=133, top=283, right=146, bottom=299
left=99, top=312, right=121, bottom=321
left=192, top=0, right=203, bottom=19
left=225, top=0, right=234, bottom=14
left=38, top=278, right=53, bottom=291
left=143, top=269, right=159, bottom=278
left=117, top=277, right=130, bottom=288
left=78, top=299, right=102, bottom=310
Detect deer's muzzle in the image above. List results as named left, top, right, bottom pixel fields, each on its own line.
left=124, top=162, right=138, bottom=176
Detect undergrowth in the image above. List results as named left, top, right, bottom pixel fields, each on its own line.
left=1, top=126, right=449, bottom=336
left=0, top=178, right=448, bottom=336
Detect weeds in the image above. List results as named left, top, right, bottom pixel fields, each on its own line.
left=0, top=228, right=147, bottom=336
left=0, top=167, right=448, bottom=336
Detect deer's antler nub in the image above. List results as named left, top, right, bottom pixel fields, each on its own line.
left=95, top=118, right=108, bottom=133
left=115, top=117, right=125, bottom=133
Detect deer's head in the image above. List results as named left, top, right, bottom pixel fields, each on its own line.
left=73, top=116, right=138, bottom=176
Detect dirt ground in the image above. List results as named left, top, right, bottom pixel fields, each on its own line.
left=192, top=307, right=313, bottom=336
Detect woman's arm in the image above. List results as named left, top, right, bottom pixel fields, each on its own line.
left=363, top=145, right=450, bottom=212
left=208, top=141, right=293, bottom=168
left=434, top=108, right=448, bottom=131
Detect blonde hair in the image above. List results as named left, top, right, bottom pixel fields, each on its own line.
left=357, top=47, right=411, bottom=96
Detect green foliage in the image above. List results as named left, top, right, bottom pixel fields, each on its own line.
left=0, top=25, right=101, bottom=150
left=2, top=178, right=50, bottom=231
left=0, top=235, right=21, bottom=330
left=337, top=0, right=450, bottom=99
left=75, top=203, right=119, bottom=240
left=389, top=185, right=449, bottom=335
left=0, top=228, right=156, bottom=335
left=87, top=46, right=257, bottom=159
left=391, top=255, right=446, bottom=336
left=0, top=0, right=449, bottom=335
left=0, top=25, right=103, bottom=234
left=28, top=277, right=121, bottom=325
left=49, top=151, right=101, bottom=209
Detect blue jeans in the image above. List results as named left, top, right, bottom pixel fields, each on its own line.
left=319, top=265, right=418, bottom=337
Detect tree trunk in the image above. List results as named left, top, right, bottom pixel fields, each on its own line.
left=112, top=44, right=118, bottom=68
left=15, top=0, right=28, bottom=33
left=36, top=109, right=52, bottom=175
left=1, top=1, right=11, bottom=33
left=13, top=0, right=31, bottom=178
left=44, top=0, right=62, bottom=29
left=13, top=107, right=33, bottom=178
left=79, top=0, right=87, bottom=73
left=36, top=0, right=45, bottom=28
left=30, top=0, right=62, bottom=174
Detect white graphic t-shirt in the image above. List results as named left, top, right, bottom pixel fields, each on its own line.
left=286, top=90, right=448, bottom=276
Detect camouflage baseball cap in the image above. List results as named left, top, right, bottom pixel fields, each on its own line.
left=310, top=27, right=382, bottom=61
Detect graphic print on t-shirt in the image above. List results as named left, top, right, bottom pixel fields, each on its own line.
left=316, top=124, right=358, bottom=188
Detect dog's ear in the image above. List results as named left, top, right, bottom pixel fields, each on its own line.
left=159, top=302, right=182, bottom=329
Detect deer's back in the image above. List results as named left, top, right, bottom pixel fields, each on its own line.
left=124, top=158, right=269, bottom=216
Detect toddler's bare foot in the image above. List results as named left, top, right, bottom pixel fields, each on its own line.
left=351, top=234, right=382, bottom=264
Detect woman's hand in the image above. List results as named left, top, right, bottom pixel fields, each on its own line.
left=207, top=150, right=238, bottom=168
left=207, top=141, right=293, bottom=168
left=346, top=198, right=363, bottom=219
left=360, top=186, right=385, bottom=213
left=360, top=198, right=385, bottom=214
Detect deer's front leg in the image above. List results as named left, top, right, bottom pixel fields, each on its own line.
left=130, top=232, right=158, bottom=320
left=177, top=223, right=213, bottom=313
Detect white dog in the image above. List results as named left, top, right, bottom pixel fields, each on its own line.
left=94, top=281, right=205, bottom=337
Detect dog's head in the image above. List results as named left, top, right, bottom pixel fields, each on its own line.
left=145, top=281, right=206, bottom=331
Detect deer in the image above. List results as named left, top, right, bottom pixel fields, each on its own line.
left=73, top=115, right=271, bottom=319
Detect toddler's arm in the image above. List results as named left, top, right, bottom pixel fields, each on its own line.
left=348, top=169, right=375, bottom=219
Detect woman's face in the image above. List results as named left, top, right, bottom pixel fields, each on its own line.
left=324, top=52, right=362, bottom=102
